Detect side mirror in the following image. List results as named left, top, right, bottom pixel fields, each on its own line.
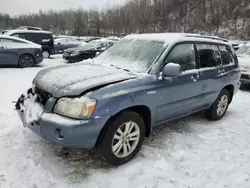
left=162, top=63, right=181, bottom=78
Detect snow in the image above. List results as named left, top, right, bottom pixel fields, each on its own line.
left=33, top=62, right=137, bottom=97
left=17, top=93, right=43, bottom=126
left=1, top=54, right=250, bottom=187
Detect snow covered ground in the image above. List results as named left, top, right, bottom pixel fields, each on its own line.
left=1, top=55, right=250, bottom=188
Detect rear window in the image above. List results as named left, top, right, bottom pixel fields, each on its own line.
left=218, top=45, right=235, bottom=65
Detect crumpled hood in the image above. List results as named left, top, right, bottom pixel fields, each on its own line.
left=33, top=62, right=138, bottom=97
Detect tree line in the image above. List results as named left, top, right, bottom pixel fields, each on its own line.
left=1, top=0, right=250, bottom=39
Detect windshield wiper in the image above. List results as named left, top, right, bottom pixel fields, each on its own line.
left=110, top=64, right=131, bottom=72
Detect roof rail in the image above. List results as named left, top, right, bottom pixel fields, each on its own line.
left=184, top=34, right=228, bottom=42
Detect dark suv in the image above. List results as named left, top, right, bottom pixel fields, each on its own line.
left=5, top=30, right=54, bottom=58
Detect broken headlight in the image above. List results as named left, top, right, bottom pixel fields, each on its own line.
left=53, top=97, right=96, bottom=119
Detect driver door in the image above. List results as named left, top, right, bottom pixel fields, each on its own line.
left=156, top=43, right=204, bottom=123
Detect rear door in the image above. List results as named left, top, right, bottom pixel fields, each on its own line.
left=195, top=43, right=223, bottom=107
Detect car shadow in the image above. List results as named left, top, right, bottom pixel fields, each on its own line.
left=43, top=111, right=212, bottom=183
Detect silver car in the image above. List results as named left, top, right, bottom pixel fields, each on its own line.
left=0, top=35, right=43, bottom=68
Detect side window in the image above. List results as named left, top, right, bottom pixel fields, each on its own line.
left=196, top=44, right=220, bottom=68
left=218, top=45, right=235, bottom=65
left=12, top=33, right=26, bottom=39
left=26, top=33, right=40, bottom=42
left=165, top=43, right=196, bottom=71
left=41, top=33, right=51, bottom=42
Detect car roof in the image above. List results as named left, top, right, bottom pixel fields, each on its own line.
left=4, top=29, right=52, bottom=35
left=125, top=33, right=230, bottom=46
left=0, top=35, right=34, bottom=44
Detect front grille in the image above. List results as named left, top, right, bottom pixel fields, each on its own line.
left=241, top=74, right=249, bottom=80
left=34, top=87, right=51, bottom=106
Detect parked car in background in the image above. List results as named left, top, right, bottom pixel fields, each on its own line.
left=0, top=35, right=43, bottom=67
left=16, top=33, right=240, bottom=166
left=107, top=36, right=121, bottom=41
left=63, top=39, right=115, bottom=62
left=4, top=30, right=54, bottom=58
left=54, top=37, right=87, bottom=54
left=80, top=36, right=102, bottom=43
left=237, top=43, right=250, bottom=85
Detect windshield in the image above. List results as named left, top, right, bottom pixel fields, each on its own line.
left=237, top=45, right=250, bottom=56
left=94, top=39, right=166, bottom=73
left=84, top=40, right=102, bottom=48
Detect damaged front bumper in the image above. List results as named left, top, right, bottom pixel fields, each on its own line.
left=15, top=89, right=109, bottom=149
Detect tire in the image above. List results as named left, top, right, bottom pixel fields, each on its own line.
left=97, top=111, right=145, bottom=166
left=42, top=50, right=50, bottom=58
left=18, top=54, right=35, bottom=68
left=205, top=89, right=230, bottom=120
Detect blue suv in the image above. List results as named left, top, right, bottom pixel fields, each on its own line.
left=16, top=33, right=241, bottom=166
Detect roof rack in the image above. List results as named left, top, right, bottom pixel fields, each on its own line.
left=184, top=34, right=228, bottom=42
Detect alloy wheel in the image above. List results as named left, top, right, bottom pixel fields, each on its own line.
left=112, top=121, right=140, bottom=158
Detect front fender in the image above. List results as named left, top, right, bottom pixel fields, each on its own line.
left=92, top=91, right=157, bottom=126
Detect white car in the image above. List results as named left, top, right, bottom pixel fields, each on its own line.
left=237, top=43, right=250, bottom=85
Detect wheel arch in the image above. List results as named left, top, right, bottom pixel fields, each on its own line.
left=222, top=84, right=234, bottom=103
left=95, top=105, right=152, bottom=148
left=18, top=53, right=36, bottom=64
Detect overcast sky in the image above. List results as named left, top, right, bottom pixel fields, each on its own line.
left=1, top=0, right=126, bottom=16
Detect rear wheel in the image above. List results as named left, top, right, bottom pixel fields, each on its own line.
left=18, top=54, right=35, bottom=68
left=206, top=89, right=230, bottom=120
left=42, top=50, right=50, bottom=58
left=97, top=111, right=145, bottom=166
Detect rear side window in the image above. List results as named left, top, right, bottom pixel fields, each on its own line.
left=196, top=44, right=220, bottom=68
left=165, top=43, right=196, bottom=71
left=26, top=33, right=40, bottom=43
left=218, top=45, right=235, bottom=65
left=41, top=33, right=52, bottom=42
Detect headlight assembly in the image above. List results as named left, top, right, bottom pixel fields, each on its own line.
left=70, top=51, right=80, bottom=56
left=53, top=97, right=96, bottom=119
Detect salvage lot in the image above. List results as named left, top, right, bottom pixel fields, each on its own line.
left=1, top=56, right=250, bottom=188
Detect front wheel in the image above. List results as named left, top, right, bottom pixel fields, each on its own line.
left=206, top=89, right=230, bottom=120
left=97, top=111, right=145, bottom=166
